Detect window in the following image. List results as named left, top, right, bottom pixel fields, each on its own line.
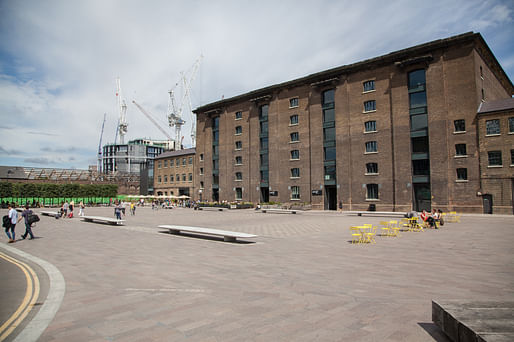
left=157, top=161, right=162, bottom=169
left=199, top=167, right=204, bottom=175
left=366, top=184, right=379, bottom=200
left=182, top=158, right=186, bottom=166
left=260, top=153, right=268, bottom=166
left=511, top=149, right=514, bottom=165
left=363, top=80, right=375, bottom=92
left=364, top=121, right=377, bottom=132
left=323, top=127, right=335, bottom=142
left=212, top=159, right=219, bottom=170
left=291, top=186, right=300, bottom=200
left=290, top=168, right=300, bottom=178
left=488, top=151, right=502, bottom=166
left=456, top=168, right=467, bottom=181
left=235, top=156, right=243, bottom=165
left=259, top=104, right=268, bottom=120
left=260, top=121, right=268, bottom=134
left=235, top=111, right=242, bottom=120
left=235, top=141, right=242, bottom=150
left=176, top=174, right=180, bottom=182
left=323, top=108, right=335, bottom=122
left=188, top=173, right=192, bottom=182
left=486, top=119, right=500, bottom=135
left=366, top=163, right=378, bottom=174
left=260, top=170, right=269, bottom=182
left=189, top=157, right=193, bottom=165
left=170, top=175, right=174, bottom=182
left=290, top=132, right=299, bottom=142
left=164, top=160, right=168, bottom=168
left=200, top=181, right=204, bottom=189
left=364, top=100, right=376, bottom=112
left=213, top=174, right=219, bottom=185
left=365, top=141, right=378, bottom=153
left=455, top=144, right=467, bottom=156
left=290, top=149, right=300, bottom=160
left=289, top=97, right=299, bottom=108
left=322, top=89, right=335, bottom=105
left=170, top=159, right=174, bottom=167
left=324, top=165, right=336, bottom=181
left=290, top=114, right=299, bottom=125
left=235, top=126, right=242, bottom=135
left=199, top=154, right=204, bottom=161
left=164, top=175, right=167, bottom=183
left=412, top=159, right=430, bottom=176
left=324, top=147, right=336, bottom=161
left=158, top=175, right=162, bottom=183
left=454, top=119, right=466, bottom=133
left=235, top=187, right=242, bottom=200
left=235, top=172, right=242, bottom=181
left=212, top=145, right=219, bottom=156
left=408, top=69, right=426, bottom=89
left=212, top=116, right=219, bottom=130
left=260, top=137, right=268, bottom=150
left=509, top=117, right=514, bottom=133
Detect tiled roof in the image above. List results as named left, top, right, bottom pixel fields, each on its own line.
left=155, top=148, right=196, bottom=159
left=477, top=98, right=514, bottom=114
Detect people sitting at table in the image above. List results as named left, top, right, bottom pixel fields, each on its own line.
left=420, top=209, right=436, bottom=228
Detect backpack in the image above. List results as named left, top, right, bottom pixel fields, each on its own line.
left=28, top=214, right=40, bottom=225
left=2, top=215, right=10, bottom=228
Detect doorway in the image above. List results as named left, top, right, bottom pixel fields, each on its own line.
left=324, top=185, right=337, bottom=210
left=413, top=183, right=431, bottom=212
left=482, top=194, right=493, bottom=214
left=212, top=189, right=219, bottom=202
left=260, top=187, right=269, bottom=203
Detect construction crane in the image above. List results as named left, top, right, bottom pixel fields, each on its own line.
left=132, top=100, right=174, bottom=148
left=97, top=113, right=107, bottom=173
left=116, top=77, right=128, bottom=144
left=167, top=55, right=203, bottom=149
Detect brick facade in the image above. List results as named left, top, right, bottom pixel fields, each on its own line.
left=153, top=148, right=195, bottom=197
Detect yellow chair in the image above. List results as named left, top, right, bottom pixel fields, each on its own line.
left=350, top=226, right=363, bottom=244
left=389, top=220, right=401, bottom=237
left=364, top=226, right=377, bottom=244
left=380, top=221, right=391, bottom=236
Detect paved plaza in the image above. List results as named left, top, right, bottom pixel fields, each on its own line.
left=1, top=207, right=513, bottom=341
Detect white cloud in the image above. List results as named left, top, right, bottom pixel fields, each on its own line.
left=0, top=0, right=513, bottom=169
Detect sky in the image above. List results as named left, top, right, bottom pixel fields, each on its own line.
left=0, top=0, right=513, bottom=170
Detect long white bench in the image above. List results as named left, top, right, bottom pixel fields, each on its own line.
left=261, top=208, right=297, bottom=214
left=198, top=207, right=225, bottom=211
left=41, top=210, right=60, bottom=217
left=158, top=225, right=257, bottom=242
left=347, top=211, right=406, bottom=217
left=82, top=216, right=125, bottom=225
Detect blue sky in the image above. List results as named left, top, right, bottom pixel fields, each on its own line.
left=0, top=0, right=513, bottom=170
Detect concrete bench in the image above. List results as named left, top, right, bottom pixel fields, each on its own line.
left=158, top=225, right=257, bottom=242
left=41, top=210, right=60, bottom=217
left=198, top=206, right=225, bottom=212
left=261, top=209, right=297, bottom=214
left=346, top=211, right=406, bottom=217
left=81, top=216, right=125, bottom=225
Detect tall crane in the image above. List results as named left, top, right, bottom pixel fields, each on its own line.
left=116, top=77, right=128, bottom=144
left=168, top=55, right=202, bottom=149
left=132, top=100, right=174, bottom=148
left=97, top=113, right=107, bottom=173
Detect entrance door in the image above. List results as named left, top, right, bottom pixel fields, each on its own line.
left=324, top=185, right=337, bottom=210
left=413, top=183, right=431, bottom=212
left=482, top=194, right=493, bottom=214
left=260, top=187, right=269, bottom=203
left=212, top=189, right=219, bottom=202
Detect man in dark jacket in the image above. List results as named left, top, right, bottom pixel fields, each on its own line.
left=21, top=204, right=35, bottom=240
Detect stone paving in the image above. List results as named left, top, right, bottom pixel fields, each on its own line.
left=2, top=206, right=514, bottom=341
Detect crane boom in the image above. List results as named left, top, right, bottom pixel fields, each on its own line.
left=132, top=100, right=174, bottom=143
left=116, top=78, right=128, bottom=144
left=97, top=113, right=107, bottom=173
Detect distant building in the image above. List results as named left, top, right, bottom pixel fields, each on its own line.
left=153, top=148, right=195, bottom=198
left=193, top=32, right=513, bottom=213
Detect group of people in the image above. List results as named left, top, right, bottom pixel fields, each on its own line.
left=420, top=209, right=444, bottom=228
left=59, top=200, right=86, bottom=218
left=3, top=203, right=36, bottom=243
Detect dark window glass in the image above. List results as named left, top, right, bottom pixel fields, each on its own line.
left=235, top=126, right=242, bottom=134
left=488, top=151, right=502, bottom=166
left=454, top=119, right=466, bottom=132
left=188, top=173, right=192, bottom=181
left=260, top=137, right=268, bottom=150
left=456, top=168, right=467, bottom=180
left=322, top=89, right=335, bottom=105
left=235, top=141, right=242, bottom=150
left=170, top=175, right=174, bottom=182
left=235, top=172, right=242, bottom=180
left=199, top=168, right=203, bottom=175
left=365, top=141, right=377, bottom=153
left=199, top=154, right=203, bottom=161
left=235, top=188, right=242, bottom=200
left=324, top=147, right=336, bottom=161
left=323, top=109, right=335, bottom=122
left=182, top=158, right=186, bottom=166
left=235, top=156, right=242, bottom=165
left=235, top=111, right=242, bottom=119
left=260, top=170, right=269, bottom=182
left=212, top=145, right=219, bottom=156
left=366, top=184, right=379, bottom=199
left=324, top=165, right=336, bottom=181
left=182, top=174, right=186, bottom=181
left=366, top=163, right=378, bottom=174
left=290, top=132, right=299, bottom=142
left=409, top=92, right=427, bottom=108
left=291, top=186, right=300, bottom=199
left=323, top=127, right=335, bottom=142
left=455, top=144, right=467, bottom=156
left=411, top=136, right=429, bottom=153
left=509, top=117, right=514, bottom=133
left=189, top=157, right=193, bottom=164
left=290, top=114, right=299, bottom=125
left=412, top=159, right=430, bottom=176
left=363, top=80, right=375, bottom=92
left=259, top=104, right=269, bottom=120
left=291, top=168, right=300, bottom=178
left=365, top=121, right=377, bottom=132
left=213, top=174, right=219, bottom=185
left=260, top=121, right=268, bottom=134
left=176, top=174, right=179, bottom=181
left=290, top=150, right=300, bottom=159
left=212, top=131, right=219, bottom=142
left=364, top=100, right=376, bottom=112
left=212, top=159, right=219, bottom=170
left=260, top=153, right=268, bottom=166
left=289, top=98, right=299, bottom=107
left=212, top=117, right=219, bottom=130
left=170, top=159, right=174, bottom=166
left=200, top=181, right=204, bottom=188
left=408, top=69, right=426, bottom=89
left=411, top=113, right=428, bottom=131
left=486, top=119, right=500, bottom=135
left=511, top=149, right=514, bottom=165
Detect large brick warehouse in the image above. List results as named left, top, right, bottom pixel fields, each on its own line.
left=193, top=32, right=514, bottom=214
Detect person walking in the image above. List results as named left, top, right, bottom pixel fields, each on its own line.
left=79, top=201, right=85, bottom=217
left=20, top=204, right=35, bottom=240
left=63, top=201, right=69, bottom=218
left=115, top=202, right=122, bottom=220
left=7, top=203, right=18, bottom=243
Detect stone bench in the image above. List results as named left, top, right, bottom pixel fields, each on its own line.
left=158, top=225, right=257, bottom=242
left=81, top=216, right=125, bottom=225
left=41, top=210, right=60, bottom=217
left=346, top=211, right=406, bottom=217
left=198, top=207, right=225, bottom=212
left=261, top=209, right=297, bottom=214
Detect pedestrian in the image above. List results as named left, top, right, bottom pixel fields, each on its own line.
left=338, top=200, right=343, bottom=213
left=115, top=202, right=122, bottom=220
left=63, top=201, right=69, bottom=218
left=6, top=203, right=18, bottom=243
left=69, top=200, right=74, bottom=217
left=20, top=204, right=35, bottom=240
left=79, top=201, right=85, bottom=217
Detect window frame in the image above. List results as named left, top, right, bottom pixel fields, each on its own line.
left=454, top=119, right=466, bottom=133
left=290, top=167, right=300, bottom=179
left=235, top=172, right=243, bottom=181
left=235, top=111, right=243, bottom=120
left=365, top=141, right=378, bottom=154
left=486, top=119, right=500, bottom=136
left=235, top=140, right=242, bottom=150
left=235, top=125, right=243, bottom=135
left=364, top=100, right=376, bottom=113
left=289, top=97, right=299, bottom=108
left=455, top=143, right=467, bottom=157
left=235, top=156, right=243, bottom=165
left=291, top=186, right=300, bottom=200
left=290, top=132, right=299, bottom=143
left=364, top=120, right=377, bottom=133
left=289, top=114, right=299, bottom=126
left=365, top=162, right=378, bottom=175
left=363, top=80, right=375, bottom=93
left=456, top=168, right=468, bottom=181
left=487, top=150, right=502, bottom=167
left=290, top=149, right=300, bottom=160
left=366, top=184, right=379, bottom=200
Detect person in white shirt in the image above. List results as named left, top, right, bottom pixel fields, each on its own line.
left=7, top=203, right=18, bottom=243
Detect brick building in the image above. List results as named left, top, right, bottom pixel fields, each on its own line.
left=476, top=98, right=514, bottom=214
left=153, top=148, right=195, bottom=198
left=193, top=32, right=513, bottom=213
